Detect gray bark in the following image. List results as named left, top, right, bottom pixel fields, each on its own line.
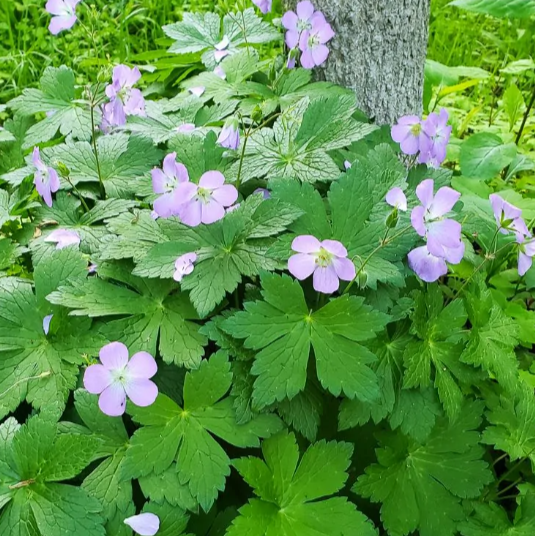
left=284, top=0, right=431, bottom=125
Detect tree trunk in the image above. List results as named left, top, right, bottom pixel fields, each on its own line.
left=284, top=0, right=431, bottom=125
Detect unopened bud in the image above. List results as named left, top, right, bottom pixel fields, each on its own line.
left=386, top=208, right=399, bottom=229
left=252, top=105, right=263, bottom=124
left=357, top=271, right=368, bottom=289
left=56, top=162, right=70, bottom=178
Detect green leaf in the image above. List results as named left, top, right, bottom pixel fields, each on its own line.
left=222, top=272, right=388, bottom=408
left=459, top=485, right=535, bottom=535
left=0, top=414, right=105, bottom=536
left=449, top=0, right=535, bottom=18
left=142, top=501, right=192, bottom=536
left=122, top=353, right=282, bottom=511
left=460, top=133, right=517, bottom=180
left=355, top=402, right=493, bottom=536
left=0, top=250, right=104, bottom=417
left=8, top=66, right=95, bottom=148
left=48, top=261, right=207, bottom=369
left=228, top=431, right=377, bottom=536
left=461, top=283, right=519, bottom=390
left=45, top=134, right=161, bottom=198
left=503, top=83, right=525, bottom=131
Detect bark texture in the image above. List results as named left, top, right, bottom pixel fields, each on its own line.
left=284, top=0, right=431, bottom=125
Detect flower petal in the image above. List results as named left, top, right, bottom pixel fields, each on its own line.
left=199, top=171, right=225, bottom=189
left=49, top=15, right=77, bottom=34
left=127, top=352, right=157, bottom=379
left=386, top=187, right=407, bottom=211
left=201, top=199, right=226, bottom=224
left=332, top=257, right=356, bottom=281
left=415, top=179, right=435, bottom=209
left=430, top=186, right=460, bottom=218
left=179, top=199, right=203, bottom=227
left=408, top=245, right=448, bottom=283
left=282, top=10, right=298, bottom=31
left=296, top=0, right=315, bottom=20
left=212, top=184, right=238, bottom=207
left=313, top=265, right=340, bottom=294
left=300, top=48, right=314, bottom=69
left=320, top=239, right=347, bottom=257
left=410, top=206, right=426, bottom=237
left=291, top=235, right=321, bottom=253
left=519, top=252, right=533, bottom=277
left=99, top=342, right=129, bottom=370
left=427, top=219, right=462, bottom=249
left=125, top=379, right=158, bottom=408
left=311, top=44, right=329, bottom=66
left=84, top=365, right=112, bottom=394
left=124, top=513, right=160, bottom=536
left=154, top=193, right=178, bottom=219
left=285, top=29, right=300, bottom=49
left=288, top=253, right=316, bottom=280
left=99, top=384, right=127, bottom=416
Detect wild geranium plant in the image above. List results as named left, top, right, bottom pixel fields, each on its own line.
left=1, top=1, right=535, bottom=536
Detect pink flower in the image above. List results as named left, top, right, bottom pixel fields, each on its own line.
left=175, top=123, right=196, bottom=133
left=408, top=245, right=449, bottom=283
left=124, top=513, right=160, bottom=536
left=298, top=13, right=335, bottom=69
left=252, top=0, right=272, bottom=14
left=84, top=342, right=158, bottom=417
left=104, top=65, right=146, bottom=127
left=214, top=36, right=230, bottom=63
left=391, top=116, right=431, bottom=156
left=490, top=194, right=529, bottom=239
left=151, top=153, right=189, bottom=218
left=173, top=253, right=197, bottom=282
left=45, top=0, right=81, bottom=35
left=33, top=147, right=60, bottom=207
left=45, top=229, right=81, bottom=250
left=517, top=236, right=535, bottom=276
left=218, top=118, right=240, bottom=150
left=282, top=1, right=316, bottom=49
left=43, top=315, right=53, bottom=335
left=176, top=171, right=238, bottom=227
left=288, top=235, right=356, bottom=294
left=419, top=108, right=452, bottom=167
left=385, top=187, right=407, bottom=211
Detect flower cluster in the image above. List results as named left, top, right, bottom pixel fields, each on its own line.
left=102, top=65, right=146, bottom=129
left=151, top=155, right=238, bottom=226
left=408, top=179, right=464, bottom=282
left=490, top=194, right=534, bottom=276
left=282, top=1, right=335, bottom=69
left=391, top=108, right=452, bottom=168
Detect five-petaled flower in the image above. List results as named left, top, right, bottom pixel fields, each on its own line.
left=84, top=342, right=158, bottom=417
left=45, top=229, right=81, bottom=250
left=298, top=13, right=335, bottom=69
left=174, top=253, right=197, bottom=282
left=282, top=1, right=317, bottom=49
left=152, top=153, right=189, bottom=218
left=45, top=0, right=81, bottom=35
left=104, top=65, right=146, bottom=128
left=489, top=194, right=529, bottom=239
left=124, top=513, right=160, bottom=536
left=391, top=116, right=430, bottom=156
left=33, top=147, right=60, bottom=207
left=176, top=171, right=238, bottom=227
left=288, top=235, right=356, bottom=294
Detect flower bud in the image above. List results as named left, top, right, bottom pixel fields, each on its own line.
left=252, top=106, right=263, bottom=124
left=357, top=270, right=368, bottom=289
left=386, top=208, right=399, bottom=229
left=56, top=162, right=71, bottom=178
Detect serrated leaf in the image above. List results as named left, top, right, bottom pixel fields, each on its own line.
left=222, top=272, right=388, bottom=408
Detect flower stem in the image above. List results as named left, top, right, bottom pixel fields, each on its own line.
left=64, top=175, right=90, bottom=213
left=89, top=88, right=106, bottom=199
left=0, top=371, right=51, bottom=400
left=235, top=124, right=250, bottom=191
left=343, top=224, right=413, bottom=295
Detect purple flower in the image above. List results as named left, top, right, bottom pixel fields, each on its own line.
left=419, top=108, right=452, bottom=167
left=299, top=13, right=335, bottom=69
left=43, top=315, right=53, bottom=336
left=344, top=160, right=352, bottom=170
left=189, top=86, right=205, bottom=97
left=386, top=187, right=407, bottom=211
left=45, top=229, right=81, bottom=250
left=391, top=116, right=431, bottom=156
left=408, top=245, right=448, bottom=283
left=33, top=147, right=60, bottom=207
left=282, top=1, right=316, bottom=49
left=124, top=513, right=160, bottom=536
left=218, top=118, right=240, bottom=150
left=214, top=36, right=230, bottom=63
left=173, top=253, right=197, bottom=282
left=83, top=342, right=158, bottom=417
left=253, top=188, right=271, bottom=200
left=489, top=194, right=529, bottom=239
left=288, top=235, right=356, bottom=294
left=45, top=0, right=80, bottom=35
left=176, top=171, right=238, bottom=227
left=287, top=53, right=297, bottom=70
left=88, top=263, right=98, bottom=274
left=252, top=0, right=272, bottom=14
left=214, top=66, right=226, bottom=79
left=411, top=179, right=462, bottom=260
left=152, top=153, right=189, bottom=218
left=104, top=65, right=146, bottom=127
left=517, top=236, right=535, bottom=276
